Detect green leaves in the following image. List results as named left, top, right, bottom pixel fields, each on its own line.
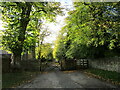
left=40, top=43, right=53, bottom=60
left=53, top=2, right=120, bottom=60
left=1, top=2, right=63, bottom=64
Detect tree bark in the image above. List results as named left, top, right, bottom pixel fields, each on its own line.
left=11, top=50, right=22, bottom=72
left=12, top=3, right=32, bottom=69
left=13, top=52, right=21, bottom=68
left=32, top=45, right=36, bottom=59
left=60, top=60, right=63, bottom=71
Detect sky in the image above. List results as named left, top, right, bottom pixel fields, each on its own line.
left=43, top=15, right=67, bottom=44
left=0, top=1, right=73, bottom=44
left=0, top=21, right=5, bottom=30
left=43, top=1, right=73, bottom=44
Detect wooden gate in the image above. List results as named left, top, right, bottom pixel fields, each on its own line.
left=76, top=59, right=89, bottom=69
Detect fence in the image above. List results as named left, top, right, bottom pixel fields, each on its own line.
left=60, top=59, right=89, bottom=70
left=59, top=57, right=119, bottom=72
left=76, top=59, right=89, bottom=69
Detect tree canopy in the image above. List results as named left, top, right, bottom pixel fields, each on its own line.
left=0, top=2, right=63, bottom=67
left=53, top=2, right=120, bottom=61
left=1, top=2, right=120, bottom=66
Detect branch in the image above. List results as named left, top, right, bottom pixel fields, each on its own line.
left=0, top=3, right=16, bottom=7
left=33, top=9, right=47, bottom=16
left=83, top=2, right=94, bottom=10
left=83, top=2, right=90, bottom=5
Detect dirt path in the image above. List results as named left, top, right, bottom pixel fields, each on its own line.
left=18, top=63, right=117, bottom=88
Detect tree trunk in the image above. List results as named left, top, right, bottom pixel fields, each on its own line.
left=11, top=2, right=32, bottom=66
left=32, top=46, right=36, bottom=59
left=40, top=59, right=42, bottom=71
left=11, top=52, right=22, bottom=71
left=26, top=51, right=28, bottom=60
left=24, top=51, right=28, bottom=60
left=60, top=60, right=63, bottom=71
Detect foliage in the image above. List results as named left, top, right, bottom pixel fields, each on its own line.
left=0, top=2, right=63, bottom=65
left=36, top=43, right=53, bottom=61
left=53, top=29, right=68, bottom=61
left=53, top=2, right=120, bottom=61
left=41, top=43, right=53, bottom=60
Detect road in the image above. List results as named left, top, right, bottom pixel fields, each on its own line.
left=18, top=63, right=118, bottom=88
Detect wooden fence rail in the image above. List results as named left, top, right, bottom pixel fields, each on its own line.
left=76, top=59, right=89, bottom=69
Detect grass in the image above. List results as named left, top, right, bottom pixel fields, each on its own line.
left=2, top=71, right=40, bottom=88
left=2, top=61, right=49, bottom=88
left=84, top=68, right=120, bottom=85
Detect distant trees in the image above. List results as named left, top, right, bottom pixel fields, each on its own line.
left=53, top=29, right=67, bottom=61
left=0, top=2, right=63, bottom=68
left=40, top=43, right=53, bottom=61
left=53, top=2, right=120, bottom=61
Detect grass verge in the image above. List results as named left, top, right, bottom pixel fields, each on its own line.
left=84, top=68, right=120, bottom=85
left=2, top=71, right=40, bottom=88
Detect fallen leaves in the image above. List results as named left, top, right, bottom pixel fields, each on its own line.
left=63, top=70, right=77, bottom=73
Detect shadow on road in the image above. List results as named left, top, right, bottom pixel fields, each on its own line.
left=17, top=62, right=118, bottom=88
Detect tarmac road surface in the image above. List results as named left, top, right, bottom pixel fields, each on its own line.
left=18, top=63, right=118, bottom=88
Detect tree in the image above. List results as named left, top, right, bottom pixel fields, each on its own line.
left=40, top=43, right=53, bottom=61
left=53, top=2, right=120, bottom=62
left=37, top=26, right=51, bottom=59
left=1, top=2, right=32, bottom=68
left=1, top=2, right=63, bottom=68
left=53, top=29, right=67, bottom=61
